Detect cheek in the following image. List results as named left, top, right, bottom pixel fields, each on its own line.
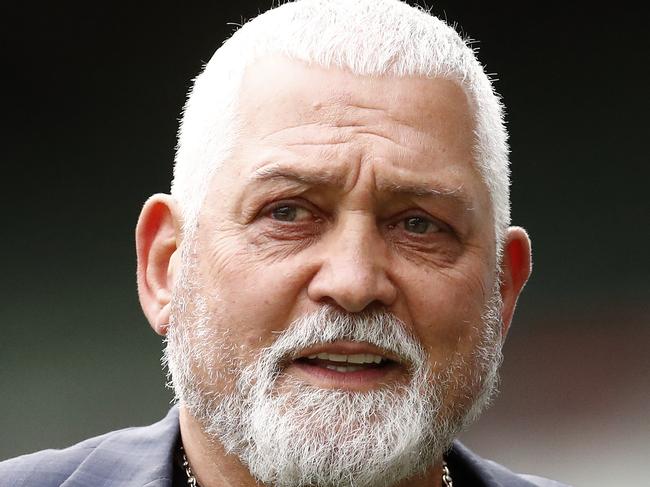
left=196, top=239, right=313, bottom=355
left=399, top=262, right=491, bottom=367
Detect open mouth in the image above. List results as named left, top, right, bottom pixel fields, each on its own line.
left=286, top=342, right=404, bottom=388
left=295, top=352, right=394, bottom=373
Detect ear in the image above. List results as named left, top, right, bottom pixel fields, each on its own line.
left=498, top=226, right=532, bottom=338
left=135, top=194, right=183, bottom=336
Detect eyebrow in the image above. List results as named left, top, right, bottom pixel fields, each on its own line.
left=378, top=181, right=473, bottom=209
left=249, top=164, right=346, bottom=187
left=249, top=164, right=473, bottom=210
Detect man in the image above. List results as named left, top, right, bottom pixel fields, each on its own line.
left=0, top=1, right=568, bottom=486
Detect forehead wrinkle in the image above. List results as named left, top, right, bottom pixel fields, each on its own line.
left=261, top=119, right=402, bottom=145
left=259, top=121, right=325, bottom=142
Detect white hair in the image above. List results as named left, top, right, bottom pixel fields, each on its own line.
left=171, top=0, right=510, bottom=251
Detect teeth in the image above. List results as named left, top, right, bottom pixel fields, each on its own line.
left=324, top=365, right=364, bottom=372
left=308, top=353, right=385, bottom=364
left=328, top=353, right=347, bottom=362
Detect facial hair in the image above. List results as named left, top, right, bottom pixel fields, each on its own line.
left=164, top=270, right=504, bottom=487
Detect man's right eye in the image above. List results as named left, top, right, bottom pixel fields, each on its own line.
left=271, top=205, right=298, bottom=221
left=267, top=203, right=314, bottom=222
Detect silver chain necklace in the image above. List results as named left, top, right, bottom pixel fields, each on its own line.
left=181, top=445, right=453, bottom=487
left=180, top=445, right=199, bottom=487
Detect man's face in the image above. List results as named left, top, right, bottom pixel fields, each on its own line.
left=167, top=57, right=501, bottom=486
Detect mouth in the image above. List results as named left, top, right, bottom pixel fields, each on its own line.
left=286, top=341, right=405, bottom=390
left=296, top=351, right=389, bottom=372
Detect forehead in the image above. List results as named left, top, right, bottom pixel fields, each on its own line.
left=236, top=56, right=475, bottom=151
left=213, top=56, right=490, bottom=218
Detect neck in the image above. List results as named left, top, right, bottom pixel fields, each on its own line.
left=179, top=405, right=255, bottom=487
left=179, top=405, right=444, bottom=487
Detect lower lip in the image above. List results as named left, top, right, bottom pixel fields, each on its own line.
left=288, top=360, right=404, bottom=390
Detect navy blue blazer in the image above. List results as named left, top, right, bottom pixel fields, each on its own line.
left=0, top=407, right=569, bottom=486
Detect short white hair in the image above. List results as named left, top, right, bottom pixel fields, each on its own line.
left=172, top=0, right=510, bottom=251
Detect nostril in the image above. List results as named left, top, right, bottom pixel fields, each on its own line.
left=312, top=294, right=393, bottom=314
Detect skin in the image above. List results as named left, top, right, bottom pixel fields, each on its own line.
left=136, top=57, right=532, bottom=487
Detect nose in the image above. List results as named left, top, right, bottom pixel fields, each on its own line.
left=307, top=217, right=397, bottom=312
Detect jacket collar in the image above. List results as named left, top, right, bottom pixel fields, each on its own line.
left=62, top=406, right=180, bottom=487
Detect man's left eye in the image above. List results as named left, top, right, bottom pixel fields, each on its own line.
left=402, top=216, right=441, bottom=234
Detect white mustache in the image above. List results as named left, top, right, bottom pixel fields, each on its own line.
left=254, top=306, right=427, bottom=376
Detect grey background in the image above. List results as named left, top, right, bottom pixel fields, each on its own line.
left=2, top=2, right=648, bottom=485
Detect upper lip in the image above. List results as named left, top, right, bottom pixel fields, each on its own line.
left=293, top=340, right=402, bottom=364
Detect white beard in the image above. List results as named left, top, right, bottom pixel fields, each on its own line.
left=164, top=276, right=503, bottom=487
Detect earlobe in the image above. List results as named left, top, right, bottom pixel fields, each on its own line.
left=498, top=226, right=532, bottom=338
left=135, top=194, right=183, bottom=336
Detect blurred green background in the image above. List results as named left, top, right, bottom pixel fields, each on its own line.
left=2, top=2, right=648, bottom=485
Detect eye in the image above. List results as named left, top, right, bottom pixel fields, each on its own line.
left=402, top=216, right=442, bottom=234
left=267, top=203, right=315, bottom=222
left=271, top=205, right=297, bottom=221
